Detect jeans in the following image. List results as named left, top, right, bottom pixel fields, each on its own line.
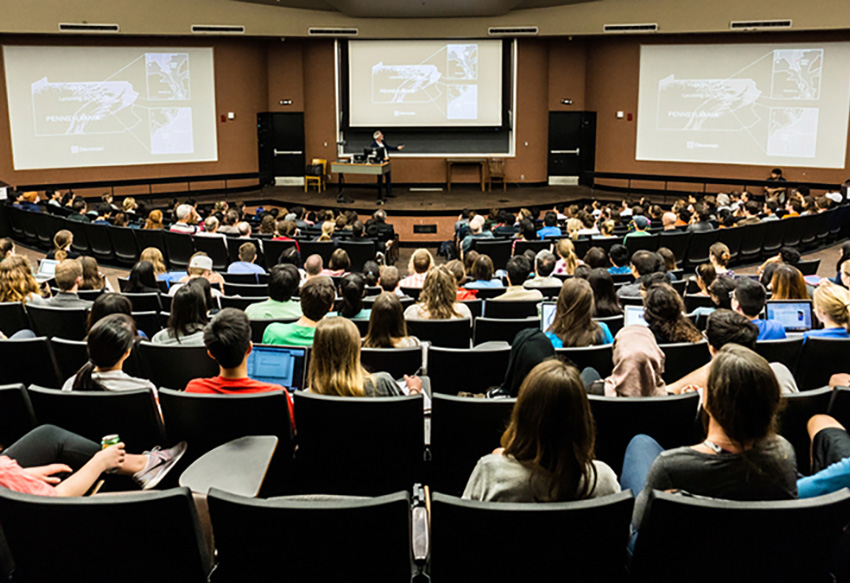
left=620, top=434, right=664, bottom=494
left=3, top=425, right=100, bottom=470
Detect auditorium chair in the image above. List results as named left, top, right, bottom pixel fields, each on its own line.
left=483, top=298, right=540, bottom=319
left=659, top=341, right=711, bottom=384
left=406, top=318, right=472, bottom=348
left=0, top=384, right=36, bottom=449
left=590, top=235, right=618, bottom=255
left=207, top=489, right=412, bottom=583
left=137, top=342, right=218, bottom=390
left=0, top=302, right=30, bottom=337
left=625, top=233, right=659, bottom=255
left=64, top=219, right=91, bottom=256
left=472, top=316, right=540, bottom=345
left=399, top=286, right=422, bottom=301
left=630, top=489, right=850, bottom=583
left=0, top=487, right=211, bottom=583
left=292, top=392, right=424, bottom=495
left=828, top=386, right=850, bottom=430
left=472, top=239, right=512, bottom=271
left=83, top=223, right=116, bottom=264
left=429, top=491, right=634, bottom=583
left=683, top=293, right=716, bottom=313
left=761, top=219, right=787, bottom=259
left=360, top=346, right=423, bottom=378
left=683, top=230, right=716, bottom=270
left=556, top=344, right=615, bottom=378
left=106, top=225, right=139, bottom=266
left=219, top=295, right=266, bottom=311
left=778, top=387, right=833, bottom=475
left=658, top=231, right=691, bottom=263
left=191, top=235, right=229, bottom=271
left=161, top=231, right=195, bottom=270
left=132, top=311, right=162, bottom=339
left=0, top=337, right=62, bottom=388
left=27, top=385, right=165, bottom=450
left=514, top=240, right=550, bottom=256
left=339, top=240, right=377, bottom=273
left=797, top=258, right=821, bottom=276
left=796, top=337, right=850, bottom=391
left=36, top=213, right=63, bottom=251
left=120, top=291, right=162, bottom=312
left=754, top=337, right=804, bottom=374
left=471, top=286, right=511, bottom=300
left=223, top=282, right=269, bottom=297
left=248, top=318, right=298, bottom=343
left=261, top=238, right=297, bottom=270
left=227, top=236, right=264, bottom=266
left=798, top=214, right=820, bottom=250
left=588, top=392, right=701, bottom=474
left=364, top=294, right=414, bottom=310
left=782, top=217, right=803, bottom=248
left=428, top=345, right=512, bottom=395
left=717, top=226, right=744, bottom=264
left=594, top=314, right=624, bottom=336
left=429, top=393, right=516, bottom=495
left=26, top=305, right=89, bottom=341
left=297, top=241, right=334, bottom=265
left=738, top=222, right=767, bottom=264
left=611, top=272, right=634, bottom=285
left=459, top=297, right=483, bottom=317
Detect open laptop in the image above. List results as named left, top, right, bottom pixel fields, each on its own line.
left=623, top=305, right=650, bottom=327
left=765, top=300, right=814, bottom=333
left=34, top=259, right=59, bottom=284
left=246, top=345, right=309, bottom=391
left=540, top=302, right=557, bottom=332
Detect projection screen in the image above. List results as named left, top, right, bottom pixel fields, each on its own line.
left=636, top=42, right=850, bottom=168
left=348, top=40, right=503, bottom=128
left=3, top=45, right=218, bottom=170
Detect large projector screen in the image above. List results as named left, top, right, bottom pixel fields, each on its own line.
left=347, top=40, right=503, bottom=128
left=3, top=45, right=218, bottom=170
left=636, top=42, right=850, bottom=169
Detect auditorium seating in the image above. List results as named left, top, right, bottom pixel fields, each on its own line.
left=0, top=384, right=36, bottom=448
left=778, top=387, right=833, bottom=475
left=360, top=346, right=423, bottom=378
left=428, top=345, right=511, bottom=395
left=796, top=337, right=850, bottom=391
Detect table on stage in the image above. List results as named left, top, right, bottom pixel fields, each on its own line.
left=330, top=161, right=391, bottom=199
left=446, top=158, right=487, bottom=192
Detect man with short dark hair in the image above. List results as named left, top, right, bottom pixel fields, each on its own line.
left=765, top=167, right=787, bottom=199
left=45, top=259, right=93, bottom=309
left=185, top=309, right=295, bottom=417
left=732, top=278, right=786, bottom=340
left=666, top=309, right=797, bottom=394
left=66, top=198, right=90, bottom=223
left=687, top=203, right=714, bottom=233
left=524, top=251, right=561, bottom=289
left=461, top=215, right=494, bottom=254
left=762, top=200, right=780, bottom=221
left=608, top=244, right=631, bottom=275
left=617, top=250, right=663, bottom=299
left=784, top=198, right=803, bottom=219
left=492, top=255, right=542, bottom=301
left=245, top=264, right=302, bottom=320
left=227, top=242, right=266, bottom=275
left=262, top=277, right=335, bottom=346
left=738, top=201, right=763, bottom=226
left=379, top=266, right=400, bottom=292
left=537, top=211, right=561, bottom=239
left=493, top=210, right=519, bottom=237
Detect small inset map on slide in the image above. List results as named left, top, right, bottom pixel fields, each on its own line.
left=771, top=49, right=822, bottom=100
left=31, top=52, right=195, bottom=154
left=371, top=43, right=481, bottom=120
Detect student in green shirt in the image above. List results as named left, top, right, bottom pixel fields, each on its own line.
left=245, top=264, right=303, bottom=320
left=262, top=276, right=335, bottom=346
left=623, top=215, right=651, bottom=243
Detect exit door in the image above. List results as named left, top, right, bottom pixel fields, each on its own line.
left=548, top=112, right=596, bottom=186
left=257, top=112, right=305, bottom=186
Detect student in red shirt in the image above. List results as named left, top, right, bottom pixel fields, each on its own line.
left=185, top=308, right=295, bottom=425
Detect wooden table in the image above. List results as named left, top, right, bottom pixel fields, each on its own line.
left=330, top=161, right=391, bottom=199
left=446, top=158, right=487, bottom=192
left=179, top=435, right=278, bottom=497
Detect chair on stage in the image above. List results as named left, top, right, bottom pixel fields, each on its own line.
left=487, top=158, right=506, bottom=191
left=305, top=159, right=327, bottom=192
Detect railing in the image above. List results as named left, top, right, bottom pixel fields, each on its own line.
left=11, top=172, right=261, bottom=200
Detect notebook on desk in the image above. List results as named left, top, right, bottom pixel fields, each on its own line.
left=246, top=345, right=309, bottom=391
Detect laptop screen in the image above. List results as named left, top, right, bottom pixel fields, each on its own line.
left=37, top=259, right=58, bottom=277
left=623, top=305, right=650, bottom=327
left=246, top=345, right=308, bottom=391
left=540, top=302, right=557, bottom=332
left=765, top=300, right=814, bottom=332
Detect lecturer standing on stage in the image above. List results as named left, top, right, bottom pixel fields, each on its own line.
left=372, top=131, right=404, bottom=205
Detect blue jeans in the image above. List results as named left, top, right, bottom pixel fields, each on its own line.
left=620, top=434, right=664, bottom=494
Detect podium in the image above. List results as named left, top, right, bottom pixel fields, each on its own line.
left=330, top=161, right=391, bottom=200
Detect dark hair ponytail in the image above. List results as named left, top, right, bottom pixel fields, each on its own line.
left=72, top=313, right=137, bottom=391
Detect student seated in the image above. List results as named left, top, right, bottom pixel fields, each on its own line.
left=79, top=256, right=113, bottom=292
left=524, top=251, right=562, bottom=289
left=0, top=255, right=47, bottom=306
left=805, top=281, right=850, bottom=341
left=245, top=264, right=302, bottom=320
left=396, top=249, right=433, bottom=290
left=151, top=280, right=208, bottom=345
left=263, top=276, right=335, bottom=346
left=643, top=283, right=702, bottom=344
left=616, top=251, right=664, bottom=299
left=379, top=265, right=401, bottom=294
left=732, top=277, right=786, bottom=340
left=336, top=273, right=371, bottom=319
left=585, top=325, right=666, bottom=397
left=488, top=329, right=555, bottom=398
left=170, top=253, right=224, bottom=296
left=608, top=245, right=631, bottom=275
left=0, top=425, right=185, bottom=496
left=622, top=344, right=797, bottom=532
left=463, top=359, right=620, bottom=502
left=587, top=268, right=622, bottom=318
left=464, top=255, right=504, bottom=289
left=62, top=314, right=157, bottom=394
left=491, top=256, right=542, bottom=302
left=363, top=292, right=420, bottom=349
left=125, top=261, right=160, bottom=294
left=798, top=413, right=850, bottom=498
left=544, top=278, right=613, bottom=348
left=227, top=242, right=267, bottom=275
left=44, top=259, right=93, bottom=309
left=404, top=268, right=473, bottom=322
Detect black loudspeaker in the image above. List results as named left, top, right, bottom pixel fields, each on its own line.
left=257, top=113, right=275, bottom=187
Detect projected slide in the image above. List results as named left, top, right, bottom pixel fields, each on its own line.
left=3, top=46, right=217, bottom=170
left=349, top=40, right=503, bottom=128
left=636, top=43, right=850, bottom=169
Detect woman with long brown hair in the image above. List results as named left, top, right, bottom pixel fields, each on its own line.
left=770, top=264, right=809, bottom=300
left=403, top=267, right=473, bottom=321
left=309, top=317, right=421, bottom=396
left=0, top=256, right=46, bottom=305
left=545, top=278, right=614, bottom=348
left=79, top=256, right=112, bottom=291
left=643, top=283, right=702, bottom=344
left=363, top=292, right=420, bottom=348
left=463, top=359, right=620, bottom=502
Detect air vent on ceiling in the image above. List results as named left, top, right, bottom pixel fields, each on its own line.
left=191, top=24, right=245, bottom=34
left=58, top=23, right=119, bottom=33
left=308, top=27, right=359, bottom=37
left=603, top=23, right=659, bottom=33
left=730, top=20, right=792, bottom=31
left=488, top=26, right=539, bottom=36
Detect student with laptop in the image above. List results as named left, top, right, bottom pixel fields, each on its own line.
left=186, top=308, right=295, bottom=422
left=44, top=259, right=93, bottom=309
left=731, top=278, right=786, bottom=340
left=805, top=282, right=850, bottom=341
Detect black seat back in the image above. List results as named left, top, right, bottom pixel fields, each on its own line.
left=49, top=337, right=89, bottom=380
left=27, top=305, right=89, bottom=340
left=797, top=337, right=850, bottom=391
left=338, top=240, right=376, bottom=273
left=297, top=241, right=335, bottom=265
left=0, top=337, right=61, bottom=388
left=293, top=392, right=423, bottom=495
left=137, top=342, right=219, bottom=390
left=360, top=346, right=423, bottom=378
left=223, top=282, right=269, bottom=297
left=107, top=226, right=139, bottom=266
left=754, top=337, right=804, bottom=375
left=132, top=228, right=168, bottom=264
left=162, top=231, right=197, bottom=270
left=483, top=299, right=540, bottom=318
left=762, top=219, right=787, bottom=258
left=556, top=344, right=615, bottom=377
left=473, top=317, right=540, bottom=345
left=658, top=231, right=690, bottom=263
left=778, top=387, right=833, bottom=475
left=82, top=223, right=115, bottom=263
left=473, top=239, right=512, bottom=271
left=191, top=235, right=229, bottom=271
left=0, top=302, right=30, bottom=337
left=406, top=318, right=472, bottom=348
left=659, top=341, right=711, bottom=384
left=739, top=222, right=767, bottom=262
left=829, top=386, right=850, bottom=429
left=429, top=346, right=512, bottom=395
left=121, top=292, right=162, bottom=312
left=0, top=384, right=36, bottom=449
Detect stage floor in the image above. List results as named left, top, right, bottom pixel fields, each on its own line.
left=250, top=183, right=595, bottom=217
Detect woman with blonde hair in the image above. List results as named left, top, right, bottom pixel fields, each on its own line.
left=463, top=359, right=619, bottom=502
left=143, top=210, right=164, bottom=230
left=139, top=247, right=167, bottom=279
left=553, top=238, right=580, bottom=275
left=546, top=278, right=613, bottom=348
left=122, top=197, right=137, bottom=214
left=309, top=317, right=420, bottom=396
left=404, top=267, right=473, bottom=321
left=806, top=281, right=850, bottom=340
left=0, top=256, right=46, bottom=305
left=46, top=230, right=77, bottom=261
left=566, top=218, right=582, bottom=240
left=317, top=221, right=335, bottom=242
